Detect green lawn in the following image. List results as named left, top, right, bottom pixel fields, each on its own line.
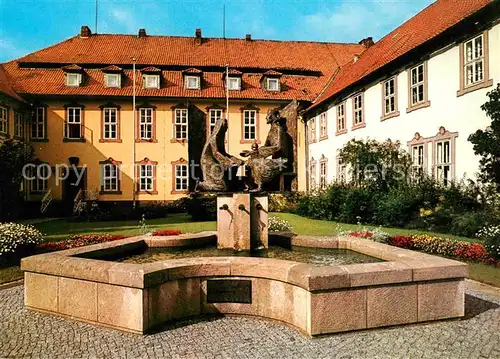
left=2, top=212, right=497, bottom=288
left=272, top=213, right=478, bottom=243
left=33, top=214, right=216, bottom=241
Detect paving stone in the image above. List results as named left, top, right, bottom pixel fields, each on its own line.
left=0, top=285, right=499, bottom=358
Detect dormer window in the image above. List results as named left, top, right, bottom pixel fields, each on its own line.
left=66, top=73, right=82, bottom=87
left=185, top=76, right=200, bottom=90
left=267, top=78, right=280, bottom=92
left=227, top=77, right=241, bottom=91
left=104, top=73, right=121, bottom=88
left=144, top=75, right=160, bottom=89
left=62, top=64, right=84, bottom=87
left=140, top=67, right=162, bottom=89
left=262, top=70, right=282, bottom=92
left=182, top=68, right=202, bottom=90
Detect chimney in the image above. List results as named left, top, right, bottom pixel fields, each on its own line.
left=245, top=34, right=252, bottom=41
left=138, top=28, right=147, bottom=38
left=80, top=25, right=92, bottom=38
left=359, top=37, right=374, bottom=48
left=195, top=28, right=202, bottom=44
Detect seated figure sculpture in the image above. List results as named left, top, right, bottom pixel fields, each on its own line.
left=240, top=108, right=289, bottom=192
left=196, top=117, right=243, bottom=192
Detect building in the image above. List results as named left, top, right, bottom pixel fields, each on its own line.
left=1, top=0, right=498, bottom=213
left=0, top=27, right=365, bottom=212
left=305, top=0, right=500, bottom=191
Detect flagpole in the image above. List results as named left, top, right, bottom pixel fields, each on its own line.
left=132, top=58, right=137, bottom=209
left=226, top=64, right=229, bottom=152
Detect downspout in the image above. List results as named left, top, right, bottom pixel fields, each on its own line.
left=303, top=114, right=309, bottom=193
left=132, top=58, right=137, bottom=209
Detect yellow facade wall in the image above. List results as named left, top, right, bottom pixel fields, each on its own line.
left=31, top=99, right=301, bottom=203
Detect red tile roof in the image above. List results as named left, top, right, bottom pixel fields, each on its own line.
left=61, top=64, right=83, bottom=72
left=182, top=68, right=202, bottom=74
left=308, top=0, right=492, bottom=111
left=263, top=70, right=283, bottom=77
left=140, top=66, right=162, bottom=73
left=0, top=65, right=24, bottom=102
left=3, top=35, right=364, bottom=101
left=101, top=65, right=123, bottom=72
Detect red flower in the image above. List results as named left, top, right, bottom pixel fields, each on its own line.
left=390, top=235, right=414, bottom=249
left=151, top=229, right=182, bottom=237
left=455, top=243, right=490, bottom=262
left=349, top=231, right=373, bottom=238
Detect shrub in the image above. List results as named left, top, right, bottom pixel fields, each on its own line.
left=269, top=192, right=303, bottom=212
left=187, top=194, right=217, bottom=221
left=0, top=223, right=43, bottom=262
left=37, top=234, right=126, bottom=252
left=151, top=229, right=183, bottom=236
left=476, top=225, right=500, bottom=260
left=268, top=216, right=293, bottom=232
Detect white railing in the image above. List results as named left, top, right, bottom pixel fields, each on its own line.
left=73, top=188, right=99, bottom=216
left=40, top=189, right=53, bottom=214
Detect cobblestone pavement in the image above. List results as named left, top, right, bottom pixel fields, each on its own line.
left=0, top=285, right=499, bottom=359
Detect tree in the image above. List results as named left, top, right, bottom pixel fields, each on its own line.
left=0, top=138, right=36, bottom=220
left=338, top=138, right=412, bottom=189
left=468, top=84, right=500, bottom=190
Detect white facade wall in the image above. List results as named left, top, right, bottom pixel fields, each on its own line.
left=308, top=23, right=500, bottom=187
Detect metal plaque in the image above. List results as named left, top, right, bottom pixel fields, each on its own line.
left=206, top=279, right=252, bottom=304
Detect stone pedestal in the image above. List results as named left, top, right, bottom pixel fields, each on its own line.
left=217, top=193, right=268, bottom=250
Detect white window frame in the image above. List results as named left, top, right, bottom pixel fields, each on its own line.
left=464, top=34, right=484, bottom=87
left=103, top=108, right=118, bottom=140
left=0, top=107, right=7, bottom=134
left=243, top=110, right=257, bottom=140
left=411, top=144, right=425, bottom=177
left=227, top=77, right=241, bottom=91
left=266, top=78, right=280, bottom=91
left=14, top=112, right=23, bottom=138
left=353, top=93, right=364, bottom=126
left=383, top=77, right=396, bottom=116
left=410, top=64, right=425, bottom=106
left=320, top=160, right=327, bottom=189
left=319, top=113, right=327, bottom=139
left=175, top=164, right=189, bottom=191
left=104, top=73, right=121, bottom=88
left=101, top=163, right=119, bottom=192
left=309, top=118, right=316, bottom=142
left=144, top=75, right=160, bottom=89
left=31, top=165, right=49, bottom=193
left=139, top=108, right=153, bottom=140
left=337, top=103, right=345, bottom=132
left=66, top=73, right=82, bottom=87
left=185, top=75, right=200, bottom=90
left=139, top=164, right=154, bottom=192
left=65, top=107, right=82, bottom=139
left=174, top=108, right=188, bottom=140
left=32, top=107, right=45, bottom=139
left=337, top=157, right=347, bottom=182
left=310, top=160, right=316, bottom=190
left=209, top=109, right=223, bottom=135
left=436, top=140, right=452, bottom=186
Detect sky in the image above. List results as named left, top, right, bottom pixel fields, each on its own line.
left=0, top=0, right=434, bottom=63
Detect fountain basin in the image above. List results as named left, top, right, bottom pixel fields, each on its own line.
left=21, top=232, right=467, bottom=336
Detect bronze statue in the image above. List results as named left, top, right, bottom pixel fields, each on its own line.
left=240, top=108, right=289, bottom=192
left=196, top=118, right=243, bottom=192
left=197, top=107, right=290, bottom=193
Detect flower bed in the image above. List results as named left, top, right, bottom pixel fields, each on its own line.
left=37, top=234, right=127, bottom=252
left=0, top=223, right=43, bottom=265
left=151, top=229, right=183, bottom=236
left=345, top=230, right=499, bottom=266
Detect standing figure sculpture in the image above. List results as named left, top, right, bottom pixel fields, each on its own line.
left=240, top=108, right=289, bottom=192
left=196, top=118, right=243, bottom=192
